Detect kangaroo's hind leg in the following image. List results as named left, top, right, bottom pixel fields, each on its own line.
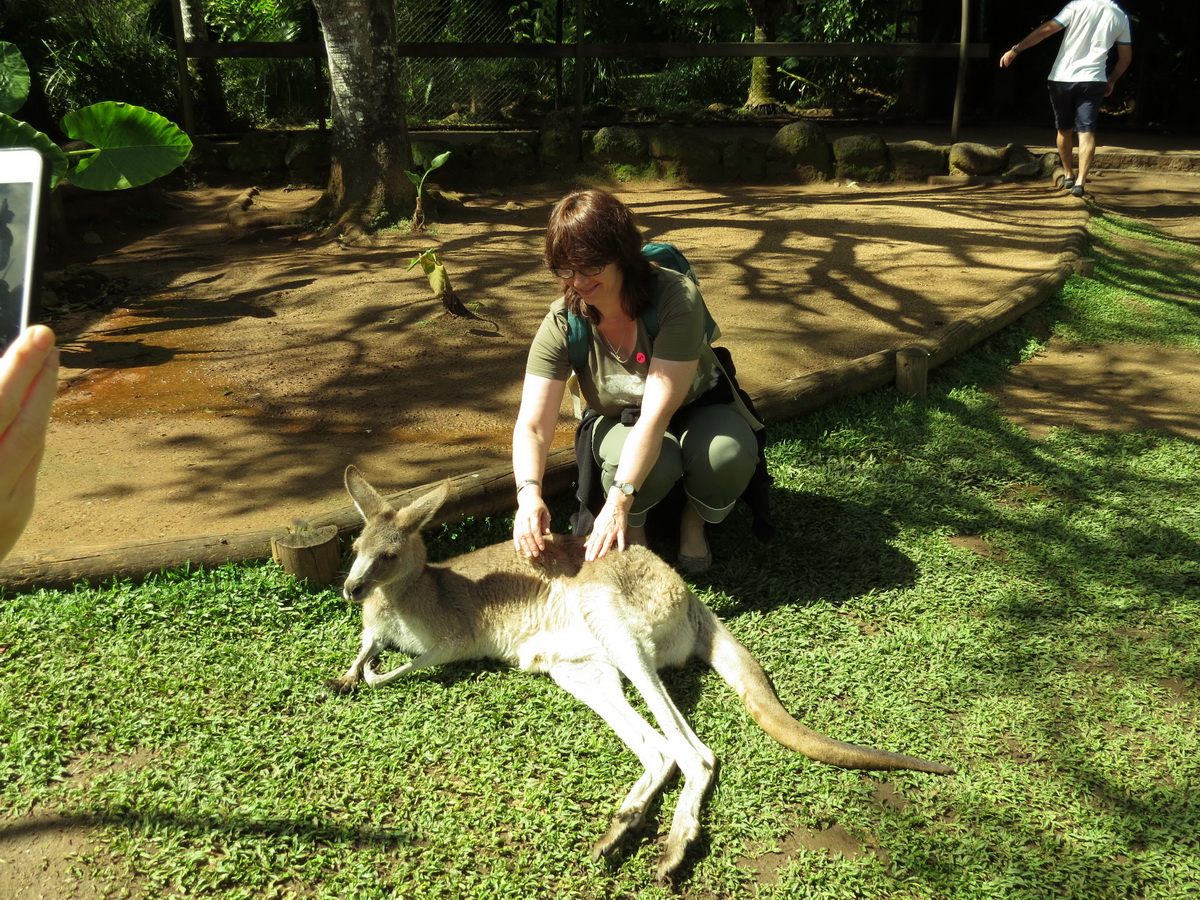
left=549, top=660, right=680, bottom=861
left=578, top=586, right=718, bottom=882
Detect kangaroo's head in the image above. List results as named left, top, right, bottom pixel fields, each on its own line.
left=342, top=465, right=451, bottom=604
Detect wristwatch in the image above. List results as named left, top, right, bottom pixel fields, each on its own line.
left=612, top=480, right=637, bottom=497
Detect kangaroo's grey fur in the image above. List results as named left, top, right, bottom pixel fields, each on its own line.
left=332, top=465, right=953, bottom=882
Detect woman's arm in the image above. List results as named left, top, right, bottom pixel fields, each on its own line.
left=584, top=356, right=696, bottom=561
left=0, top=325, right=59, bottom=562
left=512, top=373, right=567, bottom=557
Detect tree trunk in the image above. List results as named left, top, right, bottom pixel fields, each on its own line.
left=744, top=0, right=786, bottom=108
left=310, top=0, right=416, bottom=237
left=745, top=23, right=777, bottom=108
left=179, top=0, right=230, bottom=132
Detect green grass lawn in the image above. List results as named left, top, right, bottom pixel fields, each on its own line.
left=2, top=208, right=1198, bottom=899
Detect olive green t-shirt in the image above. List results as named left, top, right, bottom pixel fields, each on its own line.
left=525, top=267, right=721, bottom=418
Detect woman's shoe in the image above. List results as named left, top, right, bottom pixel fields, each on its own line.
left=676, top=532, right=712, bottom=574
left=676, top=550, right=712, bottom=574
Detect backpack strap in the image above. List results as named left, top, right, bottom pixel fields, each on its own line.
left=566, top=306, right=589, bottom=373
left=641, top=242, right=697, bottom=285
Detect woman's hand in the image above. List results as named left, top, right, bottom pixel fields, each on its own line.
left=511, top=374, right=566, bottom=559
left=513, top=489, right=552, bottom=558
left=0, top=325, right=59, bottom=562
left=584, top=488, right=634, bottom=561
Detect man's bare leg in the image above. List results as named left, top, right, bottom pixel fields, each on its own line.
left=1076, top=131, right=1097, bottom=190
left=1056, top=129, right=1076, bottom=183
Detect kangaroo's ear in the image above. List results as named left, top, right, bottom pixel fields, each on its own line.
left=398, top=479, right=452, bottom=532
left=345, top=465, right=388, bottom=522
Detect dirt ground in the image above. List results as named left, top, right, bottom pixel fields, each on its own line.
left=14, top=168, right=1197, bottom=558
left=987, top=170, right=1200, bottom=438
left=2, top=165, right=1198, bottom=898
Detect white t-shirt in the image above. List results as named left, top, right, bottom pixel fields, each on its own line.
left=1048, top=0, right=1132, bottom=83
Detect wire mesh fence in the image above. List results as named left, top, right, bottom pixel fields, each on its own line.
left=394, top=0, right=753, bottom=127
left=397, top=0, right=566, bottom=126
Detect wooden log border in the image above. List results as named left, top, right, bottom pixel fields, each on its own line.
left=0, top=221, right=1088, bottom=592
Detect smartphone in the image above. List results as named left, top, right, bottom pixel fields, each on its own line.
left=0, top=147, right=46, bottom=353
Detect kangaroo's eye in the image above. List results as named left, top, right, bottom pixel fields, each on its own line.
left=378, top=551, right=397, bottom=562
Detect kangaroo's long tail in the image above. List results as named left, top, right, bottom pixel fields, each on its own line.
left=699, top=615, right=954, bottom=775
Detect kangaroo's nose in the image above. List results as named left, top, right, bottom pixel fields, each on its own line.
left=343, top=579, right=365, bottom=602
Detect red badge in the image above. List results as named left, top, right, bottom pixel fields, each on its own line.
left=636, top=352, right=647, bottom=364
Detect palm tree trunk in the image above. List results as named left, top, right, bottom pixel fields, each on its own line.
left=744, top=0, right=786, bottom=108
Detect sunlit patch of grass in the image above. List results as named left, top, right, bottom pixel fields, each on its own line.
left=1047, top=210, right=1200, bottom=348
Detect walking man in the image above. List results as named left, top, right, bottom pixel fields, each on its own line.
left=1000, top=0, right=1132, bottom=197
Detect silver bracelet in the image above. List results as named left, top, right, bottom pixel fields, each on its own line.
left=516, top=478, right=541, bottom=496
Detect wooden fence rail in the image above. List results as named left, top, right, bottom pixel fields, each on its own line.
left=168, top=0, right=986, bottom=139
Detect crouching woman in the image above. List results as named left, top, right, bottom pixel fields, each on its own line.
left=511, top=188, right=766, bottom=573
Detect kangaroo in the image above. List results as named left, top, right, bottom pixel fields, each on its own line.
left=332, top=465, right=953, bottom=882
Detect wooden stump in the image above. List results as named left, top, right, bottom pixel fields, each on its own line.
left=271, top=525, right=342, bottom=586
left=896, top=346, right=929, bottom=399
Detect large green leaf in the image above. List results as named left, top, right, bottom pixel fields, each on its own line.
left=60, top=102, right=192, bottom=191
left=0, top=114, right=69, bottom=188
left=0, top=42, right=30, bottom=116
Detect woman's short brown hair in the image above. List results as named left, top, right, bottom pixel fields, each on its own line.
left=544, top=189, right=653, bottom=322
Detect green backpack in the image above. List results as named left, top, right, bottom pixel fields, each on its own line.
left=565, top=242, right=717, bottom=373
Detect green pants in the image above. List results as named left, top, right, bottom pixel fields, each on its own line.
left=591, top=401, right=758, bottom=528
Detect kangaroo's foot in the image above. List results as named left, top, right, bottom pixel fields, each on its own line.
left=655, top=810, right=701, bottom=884
left=591, top=808, right=645, bottom=861
left=326, top=675, right=359, bottom=695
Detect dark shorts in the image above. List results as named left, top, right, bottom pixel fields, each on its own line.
left=1048, top=80, right=1107, bottom=133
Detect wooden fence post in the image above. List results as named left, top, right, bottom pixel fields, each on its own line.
left=896, top=346, right=929, bottom=399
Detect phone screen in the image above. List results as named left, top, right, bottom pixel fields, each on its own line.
left=1, top=148, right=46, bottom=353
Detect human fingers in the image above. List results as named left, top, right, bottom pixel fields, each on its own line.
left=0, top=326, right=57, bottom=432
left=0, top=335, right=58, bottom=486
left=584, top=529, right=613, bottom=562
left=513, top=503, right=549, bottom=557
left=584, top=506, right=627, bottom=561
left=584, top=516, right=612, bottom=561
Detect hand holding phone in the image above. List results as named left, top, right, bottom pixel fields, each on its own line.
left=1, top=147, right=45, bottom=353
left=0, top=322, right=58, bottom=562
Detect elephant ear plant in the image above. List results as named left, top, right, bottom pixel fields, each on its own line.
left=0, top=41, right=191, bottom=191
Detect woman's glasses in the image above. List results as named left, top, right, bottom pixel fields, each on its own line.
left=549, top=263, right=607, bottom=280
